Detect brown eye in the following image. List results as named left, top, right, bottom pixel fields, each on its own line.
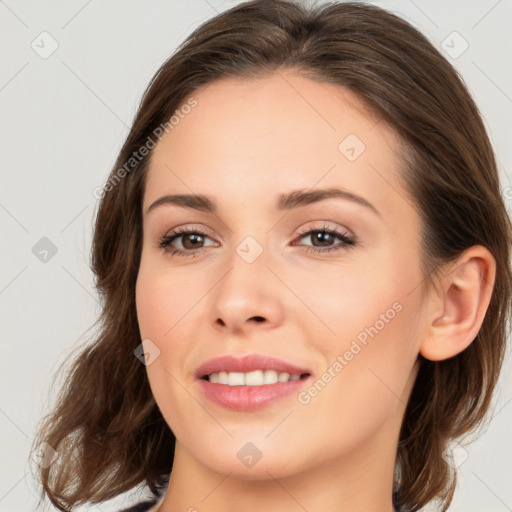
left=294, top=226, right=356, bottom=254
left=159, top=228, right=217, bottom=257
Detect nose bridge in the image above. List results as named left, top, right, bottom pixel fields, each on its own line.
left=210, top=232, right=284, bottom=331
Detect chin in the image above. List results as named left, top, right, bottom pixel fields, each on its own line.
left=187, top=438, right=305, bottom=480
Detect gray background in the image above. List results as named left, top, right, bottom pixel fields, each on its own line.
left=1, top=0, right=511, bottom=511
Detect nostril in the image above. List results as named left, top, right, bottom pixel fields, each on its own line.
left=251, top=316, right=265, bottom=322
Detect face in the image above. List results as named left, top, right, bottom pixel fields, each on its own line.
left=136, top=71, right=427, bottom=480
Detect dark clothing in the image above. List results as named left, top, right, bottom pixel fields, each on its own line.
left=118, top=476, right=167, bottom=512
left=118, top=497, right=160, bottom=512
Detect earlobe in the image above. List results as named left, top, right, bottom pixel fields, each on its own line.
left=420, top=246, right=496, bottom=362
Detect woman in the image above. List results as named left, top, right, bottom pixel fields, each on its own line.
left=31, top=1, right=512, bottom=511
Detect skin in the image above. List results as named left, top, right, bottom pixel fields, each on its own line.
left=135, top=70, right=496, bottom=512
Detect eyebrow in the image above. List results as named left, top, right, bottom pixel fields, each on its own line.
left=144, top=187, right=380, bottom=217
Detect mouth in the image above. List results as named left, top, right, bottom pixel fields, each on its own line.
left=195, top=354, right=313, bottom=411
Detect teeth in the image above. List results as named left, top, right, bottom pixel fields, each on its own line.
left=206, top=370, right=304, bottom=386
left=246, top=370, right=265, bottom=385
left=228, top=372, right=245, bottom=386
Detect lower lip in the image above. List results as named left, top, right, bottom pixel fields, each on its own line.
left=198, top=376, right=311, bottom=411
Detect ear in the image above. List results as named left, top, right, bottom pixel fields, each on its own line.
left=420, top=245, right=496, bottom=361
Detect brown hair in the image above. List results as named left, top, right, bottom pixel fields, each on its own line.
left=31, top=1, right=512, bottom=511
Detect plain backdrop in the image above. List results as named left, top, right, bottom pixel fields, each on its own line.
left=1, top=1, right=511, bottom=511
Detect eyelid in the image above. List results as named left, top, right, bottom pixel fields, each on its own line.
left=158, top=221, right=352, bottom=244
left=295, top=220, right=353, bottom=237
left=159, top=223, right=217, bottom=240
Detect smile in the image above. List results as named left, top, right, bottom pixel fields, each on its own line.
left=195, top=354, right=313, bottom=411
left=204, top=369, right=304, bottom=385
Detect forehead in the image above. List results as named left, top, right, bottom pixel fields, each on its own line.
left=151, top=71, right=386, bottom=158
left=144, top=72, right=409, bottom=218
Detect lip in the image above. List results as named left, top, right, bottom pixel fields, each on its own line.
left=195, top=354, right=312, bottom=412
left=195, top=354, right=311, bottom=379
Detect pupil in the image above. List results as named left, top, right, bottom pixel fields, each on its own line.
left=314, top=232, right=332, bottom=246
left=184, top=234, right=202, bottom=249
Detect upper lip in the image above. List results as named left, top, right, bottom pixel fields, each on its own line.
left=195, top=354, right=312, bottom=379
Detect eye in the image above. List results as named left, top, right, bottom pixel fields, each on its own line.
left=158, top=223, right=356, bottom=258
left=292, top=224, right=356, bottom=254
left=158, top=226, right=217, bottom=258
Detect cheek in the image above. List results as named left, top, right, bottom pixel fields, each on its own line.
left=291, top=247, right=423, bottom=420
left=136, top=277, right=170, bottom=339
left=135, top=261, right=193, bottom=430
left=135, top=259, right=184, bottom=392
left=293, top=299, right=422, bottom=461
left=286, top=245, right=419, bottom=355
left=135, top=252, right=211, bottom=403
left=135, top=254, right=198, bottom=340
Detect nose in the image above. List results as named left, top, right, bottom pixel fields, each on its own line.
left=209, top=243, right=285, bottom=335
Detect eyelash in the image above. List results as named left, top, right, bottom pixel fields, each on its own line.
left=158, top=224, right=356, bottom=258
